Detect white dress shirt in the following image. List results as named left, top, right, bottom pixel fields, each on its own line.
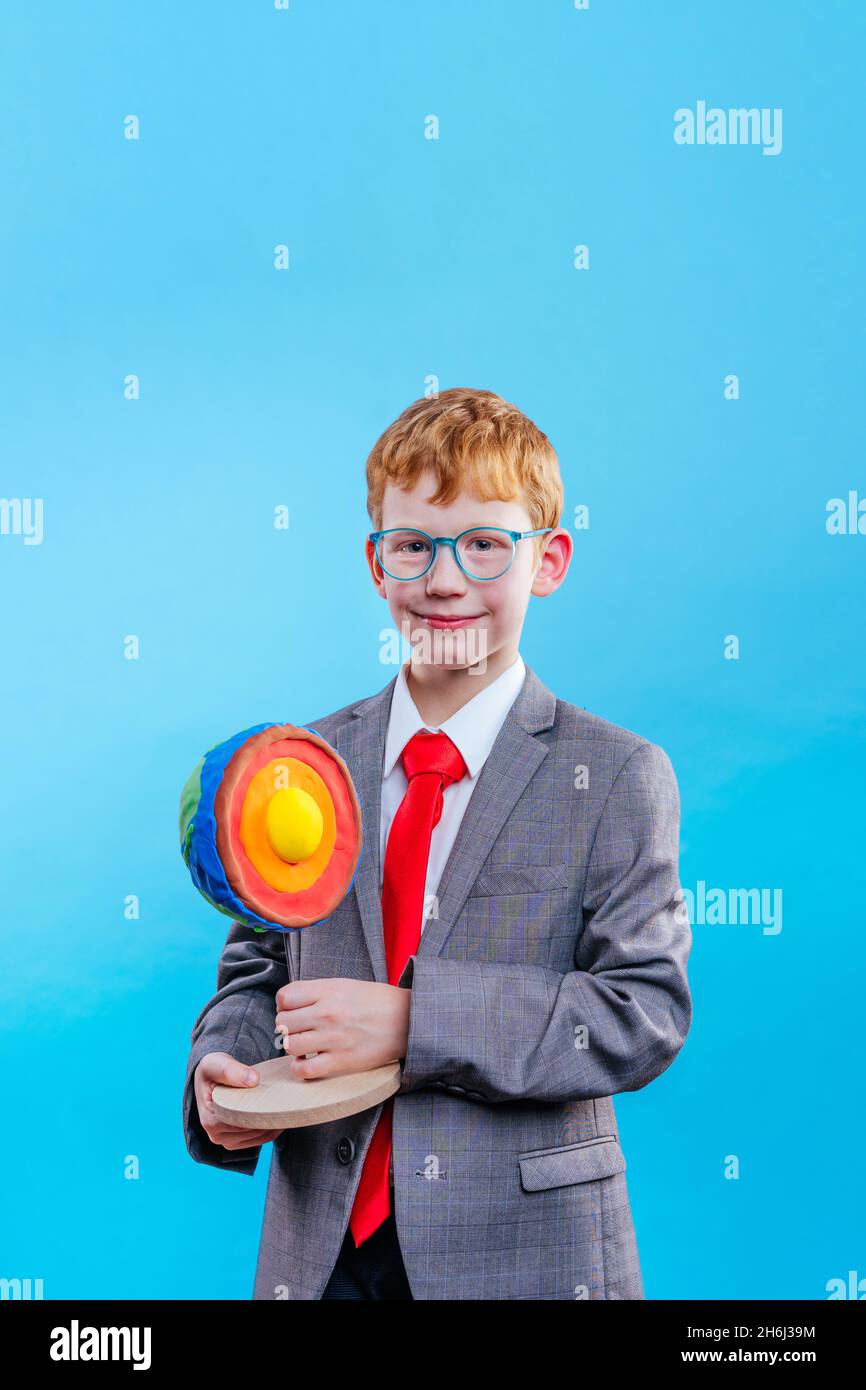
left=379, top=652, right=526, bottom=933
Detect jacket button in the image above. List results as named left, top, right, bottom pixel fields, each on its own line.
left=336, top=1136, right=355, bottom=1165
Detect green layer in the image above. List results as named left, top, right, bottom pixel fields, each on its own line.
left=178, top=755, right=204, bottom=865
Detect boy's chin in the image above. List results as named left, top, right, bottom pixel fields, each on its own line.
left=406, top=626, right=492, bottom=674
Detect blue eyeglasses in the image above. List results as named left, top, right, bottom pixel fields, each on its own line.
left=369, top=526, right=553, bottom=582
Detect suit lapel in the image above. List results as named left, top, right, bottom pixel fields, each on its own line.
left=333, top=661, right=557, bottom=976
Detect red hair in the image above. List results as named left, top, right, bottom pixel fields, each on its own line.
left=365, top=388, right=563, bottom=553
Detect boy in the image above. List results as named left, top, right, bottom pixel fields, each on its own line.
left=183, top=387, right=692, bottom=1300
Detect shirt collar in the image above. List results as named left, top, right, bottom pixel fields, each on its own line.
left=383, top=653, right=527, bottom=781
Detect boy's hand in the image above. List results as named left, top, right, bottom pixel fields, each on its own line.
left=274, top=978, right=411, bottom=1080
left=194, top=1052, right=284, bottom=1151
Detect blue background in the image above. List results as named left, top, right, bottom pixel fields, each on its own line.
left=1, top=0, right=863, bottom=1299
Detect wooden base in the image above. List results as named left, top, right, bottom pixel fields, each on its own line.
left=211, top=1055, right=402, bottom=1130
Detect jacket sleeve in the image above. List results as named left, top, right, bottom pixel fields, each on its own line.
left=182, top=919, right=289, bottom=1174
left=396, top=740, right=693, bottom=1105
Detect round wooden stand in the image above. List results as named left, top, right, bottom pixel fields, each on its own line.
left=211, top=1055, right=402, bottom=1130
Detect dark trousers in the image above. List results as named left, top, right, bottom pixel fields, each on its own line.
left=321, top=1213, right=413, bottom=1300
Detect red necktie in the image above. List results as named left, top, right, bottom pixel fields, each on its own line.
left=348, top=729, right=468, bottom=1247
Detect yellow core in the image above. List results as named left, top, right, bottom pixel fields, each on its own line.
left=265, top=786, right=324, bottom=863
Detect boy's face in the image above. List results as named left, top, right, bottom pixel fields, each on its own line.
left=366, top=467, right=571, bottom=674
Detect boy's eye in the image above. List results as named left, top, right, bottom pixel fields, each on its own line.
left=381, top=530, right=433, bottom=560
left=463, top=531, right=506, bottom=552
left=393, top=534, right=431, bottom=554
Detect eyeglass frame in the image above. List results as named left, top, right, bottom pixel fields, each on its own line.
left=369, top=525, right=554, bottom=582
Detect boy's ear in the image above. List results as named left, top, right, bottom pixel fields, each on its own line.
left=530, top=528, right=573, bottom=597
left=365, top=537, right=387, bottom=596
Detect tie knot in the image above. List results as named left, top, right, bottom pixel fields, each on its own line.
left=400, top=729, right=467, bottom=788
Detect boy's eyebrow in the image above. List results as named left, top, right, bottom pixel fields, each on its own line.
left=373, top=524, right=520, bottom=534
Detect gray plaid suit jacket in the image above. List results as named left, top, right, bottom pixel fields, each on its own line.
left=182, top=662, right=692, bottom=1300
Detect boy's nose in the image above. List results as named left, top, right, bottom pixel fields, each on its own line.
left=425, top=544, right=467, bottom=590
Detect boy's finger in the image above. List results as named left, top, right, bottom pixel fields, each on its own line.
left=217, top=1128, right=282, bottom=1149
left=209, top=1055, right=260, bottom=1087
left=275, top=1009, right=321, bottom=1039
left=274, top=980, right=324, bottom=1013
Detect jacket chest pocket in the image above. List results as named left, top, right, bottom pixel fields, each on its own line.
left=467, top=863, right=570, bottom=897
left=517, top=1135, right=626, bottom=1192
left=450, top=863, right=574, bottom=967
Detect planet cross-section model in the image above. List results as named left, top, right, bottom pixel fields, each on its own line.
left=179, top=722, right=363, bottom=932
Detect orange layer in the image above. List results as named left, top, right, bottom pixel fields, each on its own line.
left=239, top=756, right=335, bottom=891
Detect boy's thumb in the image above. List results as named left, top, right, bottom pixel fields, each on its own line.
left=223, top=1057, right=258, bottom=1086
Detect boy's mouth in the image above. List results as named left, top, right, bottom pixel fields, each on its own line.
left=409, top=610, right=484, bottom=630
